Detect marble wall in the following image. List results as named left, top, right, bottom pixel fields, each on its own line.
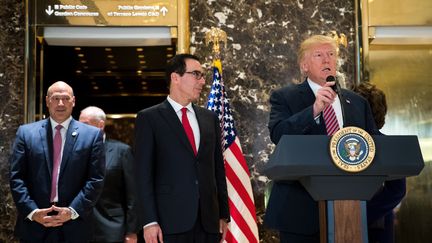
left=0, top=0, right=355, bottom=242
left=0, top=0, right=25, bottom=242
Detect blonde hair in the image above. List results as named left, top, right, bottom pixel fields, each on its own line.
left=298, top=35, right=339, bottom=76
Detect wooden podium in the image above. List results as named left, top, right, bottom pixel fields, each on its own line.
left=263, top=135, right=424, bottom=243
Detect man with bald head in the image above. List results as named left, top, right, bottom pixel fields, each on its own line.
left=79, top=106, right=139, bottom=243
left=9, top=81, right=106, bottom=243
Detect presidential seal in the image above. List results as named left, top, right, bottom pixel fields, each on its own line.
left=329, top=126, right=375, bottom=172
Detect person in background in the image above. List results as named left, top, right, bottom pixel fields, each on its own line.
left=134, top=53, right=229, bottom=243
left=353, top=82, right=406, bottom=243
left=79, top=106, right=139, bottom=243
left=264, top=35, right=379, bottom=243
left=9, top=81, right=105, bottom=243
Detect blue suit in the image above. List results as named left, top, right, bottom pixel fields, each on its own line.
left=264, top=81, right=378, bottom=237
left=9, top=118, right=105, bottom=242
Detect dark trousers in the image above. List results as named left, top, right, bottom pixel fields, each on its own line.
left=279, top=231, right=320, bottom=243
left=138, top=210, right=220, bottom=243
left=20, top=227, right=88, bottom=243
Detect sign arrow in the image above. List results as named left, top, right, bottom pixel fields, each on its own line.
left=45, top=5, right=54, bottom=15
left=160, top=6, right=168, bottom=16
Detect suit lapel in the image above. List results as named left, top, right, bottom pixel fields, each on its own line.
left=158, top=100, right=197, bottom=156
left=193, top=104, right=206, bottom=157
left=40, top=119, right=53, bottom=176
left=60, top=119, right=79, bottom=175
left=339, top=90, right=354, bottom=127
left=298, top=80, right=316, bottom=108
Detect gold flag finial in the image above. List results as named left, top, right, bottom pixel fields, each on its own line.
left=329, top=30, right=348, bottom=48
left=205, top=27, right=227, bottom=55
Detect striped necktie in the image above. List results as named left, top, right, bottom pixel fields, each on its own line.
left=323, top=105, right=340, bottom=135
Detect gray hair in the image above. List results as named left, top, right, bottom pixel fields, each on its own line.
left=80, top=106, right=106, bottom=122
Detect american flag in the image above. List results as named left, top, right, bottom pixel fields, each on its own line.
left=207, top=59, right=259, bottom=243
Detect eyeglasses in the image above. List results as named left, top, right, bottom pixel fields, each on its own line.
left=184, top=70, right=205, bottom=80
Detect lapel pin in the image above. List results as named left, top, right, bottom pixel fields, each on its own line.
left=346, top=99, right=351, bottom=104
left=72, top=131, right=78, bottom=137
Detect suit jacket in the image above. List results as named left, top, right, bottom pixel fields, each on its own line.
left=134, top=100, right=229, bottom=234
left=92, top=139, right=139, bottom=242
left=264, top=81, right=378, bottom=234
left=367, top=178, right=406, bottom=243
left=9, top=118, right=105, bottom=241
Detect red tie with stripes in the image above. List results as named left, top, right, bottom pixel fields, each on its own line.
left=181, top=107, right=197, bottom=155
left=323, top=105, right=340, bottom=135
left=50, top=125, right=62, bottom=202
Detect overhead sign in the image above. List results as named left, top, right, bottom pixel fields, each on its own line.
left=37, top=0, right=178, bottom=26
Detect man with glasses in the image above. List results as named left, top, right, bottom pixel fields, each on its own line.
left=9, top=81, right=105, bottom=243
left=134, top=54, right=229, bottom=243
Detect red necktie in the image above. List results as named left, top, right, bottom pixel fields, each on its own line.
left=50, top=125, right=62, bottom=202
left=323, top=105, right=340, bottom=135
left=181, top=108, right=197, bottom=155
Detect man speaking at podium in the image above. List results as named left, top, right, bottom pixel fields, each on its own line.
left=264, top=35, right=378, bottom=242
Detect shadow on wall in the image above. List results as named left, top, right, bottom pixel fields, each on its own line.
left=395, top=161, right=432, bottom=242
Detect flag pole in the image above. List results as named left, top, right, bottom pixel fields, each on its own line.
left=205, top=27, right=260, bottom=243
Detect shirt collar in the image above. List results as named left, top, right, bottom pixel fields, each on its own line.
left=49, top=116, right=72, bottom=131
left=167, top=95, right=194, bottom=114
left=307, top=78, right=322, bottom=96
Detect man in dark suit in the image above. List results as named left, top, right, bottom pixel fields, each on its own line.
left=9, top=81, right=105, bottom=243
left=79, top=106, right=139, bottom=243
left=264, top=35, right=379, bottom=242
left=134, top=53, right=230, bottom=243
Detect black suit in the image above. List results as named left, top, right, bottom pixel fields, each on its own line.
left=92, top=139, right=139, bottom=242
left=134, top=100, right=229, bottom=235
left=9, top=118, right=105, bottom=242
left=264, top=81, right=378, bottom=237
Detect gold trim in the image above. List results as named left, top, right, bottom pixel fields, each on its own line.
left=329, top=126, right=376, bottom=173
left=106, top=114, right=137, bottom=119
left=177, top=0, right=190, bottom=53
left=361, top=0, right=370, bottom=79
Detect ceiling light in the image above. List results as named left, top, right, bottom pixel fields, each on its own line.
left=78, top=53, right=84, bottom=57
left=136, top=48, right=144, bottom=52
left=107, top=55, right=114, bottom=58
left=105, top=48, right=112, bottom=51
left=74, top=47, right=81, bottom=51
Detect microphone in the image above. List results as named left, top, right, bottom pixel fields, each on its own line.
left=326, top=75, right=345, bottom=126
left=326, top=75, right=338, bottom=93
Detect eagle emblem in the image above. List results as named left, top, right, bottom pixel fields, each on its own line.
left=330, top=126, right=375, bottom=172
left=344, top=138, right=363, bottom=161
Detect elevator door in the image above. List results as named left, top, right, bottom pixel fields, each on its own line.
left=36, top=27, right=176, bottom=145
